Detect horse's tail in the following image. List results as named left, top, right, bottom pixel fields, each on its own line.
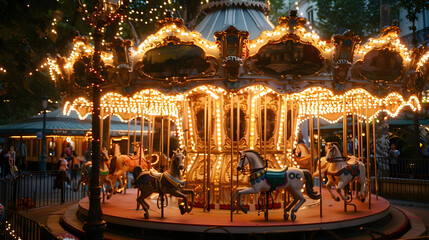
left=304, top=170, right=321, bottom=200
left=109, top=156, right=117, bottom=174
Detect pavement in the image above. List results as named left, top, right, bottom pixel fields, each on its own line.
left=388, top=199, right=429, bottom=238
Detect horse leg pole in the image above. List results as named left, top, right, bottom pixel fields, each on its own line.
left=161, top=192, right=164, bottom=218
left=265, top=191, right=269, bottom=221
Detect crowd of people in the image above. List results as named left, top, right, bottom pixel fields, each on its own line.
left=0, top=140, right=83, bottom=183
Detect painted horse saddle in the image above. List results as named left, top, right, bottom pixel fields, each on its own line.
left=266, top=167, right=288, bottom=191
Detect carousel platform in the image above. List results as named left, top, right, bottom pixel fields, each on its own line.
left=61, top=188, right=411, bottom=240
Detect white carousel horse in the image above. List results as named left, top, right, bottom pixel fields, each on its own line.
left=324, top=142, right=368, bottom=202
left=232, top=150, right=321, bottom=221
left=108, top=142, right=149, bottom=199
left=132, top=149, right=194, bottom=219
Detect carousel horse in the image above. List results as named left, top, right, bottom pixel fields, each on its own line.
left=132, top=149, right=194, bottom=219
left=108, top=142, right=149, bottom=199
left=294, top=143, right=315, bottom=170
left=233, top=150, right=321, bottom=221
left=324, top=142, right=368, bottom=202
left=73, top=149, right=113, bottom=195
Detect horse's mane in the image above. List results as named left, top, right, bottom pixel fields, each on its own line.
left=242, top=150, right=264, bottom=163
left=327, top=142, right=343, bottom=154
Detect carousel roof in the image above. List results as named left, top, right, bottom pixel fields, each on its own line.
left=196, top=6, right=274, bottom=41
left=43, top=3, right=429, bottom=124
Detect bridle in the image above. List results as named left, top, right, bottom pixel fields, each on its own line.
left=326, top=143, right=346, bottom=163
left=237, top=152, right=265, bottom=175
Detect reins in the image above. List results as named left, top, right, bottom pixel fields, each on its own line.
left=238, top=153, right=266, bottom=175
left=326, top=144, right=346, bottom=163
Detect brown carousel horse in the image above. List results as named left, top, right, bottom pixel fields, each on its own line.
left=108, top=142, right=149, bottom=199
left=294, top=143, right=316, bottom=170
left=74, top=148, right=113, bottom=195
left=132, top=149, right=194, bottom=219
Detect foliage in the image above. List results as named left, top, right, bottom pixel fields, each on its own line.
left=315, top=0, right=380, bottom=40
left=269, top=0, right=291, bottom=24
left=0, top=0, right=60, bottom=124
left=0, top=0, right=192, bottom=125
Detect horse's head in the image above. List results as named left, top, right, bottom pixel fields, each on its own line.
left=237, top=151, right=249, bottom=171
left=325, top=142, right=342, bottom=162
left=171, top=148, right=185, bottom=170
left=100, top=148, right=109, bottom=161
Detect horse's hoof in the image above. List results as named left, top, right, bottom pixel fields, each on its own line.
left=242, top=207, right=248, bottom=214
left=284, top=213, right=289, bottom=221
left=291, top=213, right=296, bottom=222
left=361, top=197, right=365, bottom=203
left=107, top=195, right=111, bottom=200
left=179, top=204, right=186, bottom=215
left=144, top=213, right=149, bottom=219
left=335, top=197, right=340, bottom=201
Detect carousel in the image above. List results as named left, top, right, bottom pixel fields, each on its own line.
left=45, top=0, right=426, bottom=239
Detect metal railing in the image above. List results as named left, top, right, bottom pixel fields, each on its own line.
left=0, top=207, right=58, bottom=240
left=0, top=169, right=85, bottom=211
left=374, top=157, right=429, bottom=202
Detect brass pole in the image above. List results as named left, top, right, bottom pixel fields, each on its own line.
left=236, top=95, right=240, bottom=212
left=284, top=97, right=288, bottom=209
left=203, top=97, right=207, bottom=212
left=365, top=101, right=371, bottom=210
left=317, top=95, right=322, bottom=218
left=264, top=94, right=267, bottom=160
left=230, top=95, right=234, bottom=222
left=309, top=115, right=314, bottom=173
left=373, top=115, right=378, bottom=200
left=134, top=116, right=137, bottom=145
left=343, top=96, right=347, bottom=212
left=127, top=119, right=130, bottom=155
left=207, top=97, right=212, bottom=212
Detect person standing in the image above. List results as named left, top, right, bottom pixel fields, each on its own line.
left=54, top=153, right=71, bottom=189
left=8, top=145, right=16, bottom=178
left=16, top=139, right=27, bottom=172
left=389, top=142, right=400, bottom=177
left=0, top=144, right=6, bottom=179
left=70, top=151, right=81, bottom=182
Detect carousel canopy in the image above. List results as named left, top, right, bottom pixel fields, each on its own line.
left=0, top=108, right=144, bottom=136
left=44, top=2, right=427, bottom=127
left=196, top=0, right=274, bottom=41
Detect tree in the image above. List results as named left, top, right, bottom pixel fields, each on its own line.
left=0, top=0, right=187, bottom=125
left=269, top=0, right=291, bottom=24
left=315, top=0, right=380, bottom=39
left=397, top=0, right=429, bottom=158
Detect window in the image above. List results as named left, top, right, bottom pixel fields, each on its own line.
left=307, top=7, right=314, bottom=25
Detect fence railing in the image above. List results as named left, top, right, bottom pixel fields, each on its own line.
left=0, top=207, right=58, bottom=240
left=0, top=169, right=85, bottom=211
left=373, top=157, right=429, bottom=203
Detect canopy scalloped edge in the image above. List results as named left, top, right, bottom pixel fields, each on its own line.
left=63, top=85, right=420, bottom=123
